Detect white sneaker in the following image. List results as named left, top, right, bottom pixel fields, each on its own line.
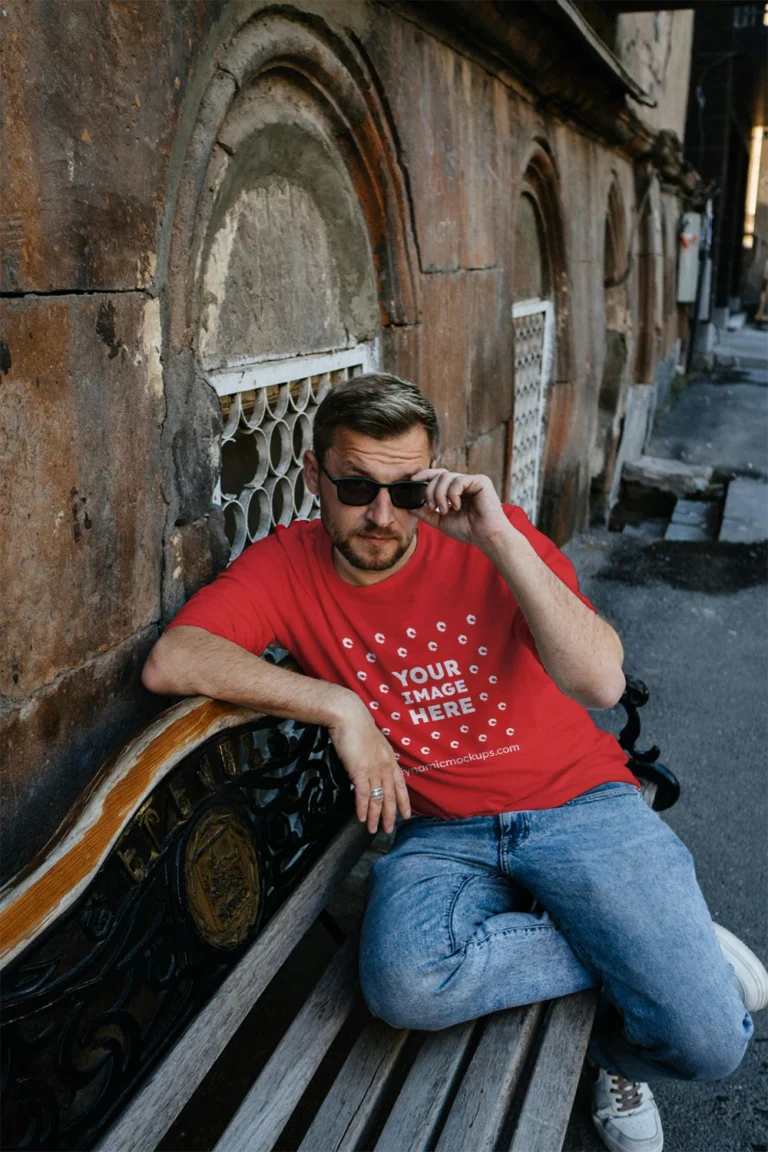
left=713, top=923, right=768, bottom=1012
left=592, top=1067, right=663, bottom=1152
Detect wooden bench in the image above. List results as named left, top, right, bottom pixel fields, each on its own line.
left=0, top=672, right=677, bottom=1152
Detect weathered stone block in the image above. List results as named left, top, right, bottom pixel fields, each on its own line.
left=419, top=273, right=472, bottom=450
left=670, top=499, right=710, bottom=529
left=0, top=628, right=160, bottom=885
left=0, top=0, right=220, bottom=291
left=162, top=512, right=230, bottom=621
left=419, top=270, right=514, bottom=453
left=722, top=477, right=768, bottom=526
left=366, top=7, right=511, bottom=273
left=0, top=294, right=165, bottom=699
left=380, top=324, right=421, bottom=388
left=466, top=270, right=514, bottom=439
left=664, top=522, right=707, bottom=541
left=719, top=478, right=768, bottom=543
left=623, top=455, right=714, bottom=500
left=467, top=424, right=508, bottom=495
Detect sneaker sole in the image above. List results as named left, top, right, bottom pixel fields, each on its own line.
left=592, top=1113, right=664, bottom=1152
left=714, top=923, right=768, bottom=1013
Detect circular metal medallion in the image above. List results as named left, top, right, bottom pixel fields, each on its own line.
left=184, top=807, right=261, bottom=949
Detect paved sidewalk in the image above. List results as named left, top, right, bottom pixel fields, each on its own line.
left=563, top=361, right=768, bottom=1152
left=710, top=323, right=768, bottom=370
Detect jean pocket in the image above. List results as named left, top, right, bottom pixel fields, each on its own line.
left=562, top=781, right=640, bottom=807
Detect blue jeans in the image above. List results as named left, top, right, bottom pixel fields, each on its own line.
left=359, top=782, right=752, bottom=1082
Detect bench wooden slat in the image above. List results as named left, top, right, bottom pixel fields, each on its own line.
left=508, top=989, right=600, bottom=1152
left=298, top=1017, right=409, bottom=1152
left=215, top=937, right=360, bottom=1152
left=374, top=1021, right=476, bottom=1152
left=435, top=1002, right=545, bottom=1152
left=99, top=818, right=369, bottom=1152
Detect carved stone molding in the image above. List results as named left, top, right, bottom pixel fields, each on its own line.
left=166, top=10, right=421, bottom=358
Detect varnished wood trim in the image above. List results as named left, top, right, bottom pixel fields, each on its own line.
left=0, top=696, right=259, bottom=969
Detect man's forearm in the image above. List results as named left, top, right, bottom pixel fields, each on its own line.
left=141, top=625, right=359, bottom=728
left=482, top=525, right=625, bottom=709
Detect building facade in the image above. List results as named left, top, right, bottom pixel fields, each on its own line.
left=0, top=0, right=698, bottom=882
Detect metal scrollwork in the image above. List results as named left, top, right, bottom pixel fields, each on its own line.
left=0, top=716, right=350, bottom=1150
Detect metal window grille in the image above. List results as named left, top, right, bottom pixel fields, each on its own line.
left=203, top=342, right=380, bottom=562
left=510, top=299, right=555, bottom=525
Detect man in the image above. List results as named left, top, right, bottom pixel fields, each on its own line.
left=143, top=373, right=766, bottom=1152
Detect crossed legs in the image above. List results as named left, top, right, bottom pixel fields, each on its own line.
left=360, top=783, right=752, bottom=1083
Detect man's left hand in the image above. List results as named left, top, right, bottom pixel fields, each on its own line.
left=411, top=469, right=511, bottom=552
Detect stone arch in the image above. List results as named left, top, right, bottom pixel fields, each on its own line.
left=590, top=176, right=633, bottom=524
left=167, top=12, right=420, bottom=355
left=511, top=140, right=575, bottom=542
left=157, top=11, right=420, bottom=596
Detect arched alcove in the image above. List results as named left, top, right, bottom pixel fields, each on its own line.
left=510, top=143, right=573, bottom=540
left=160, top=11, right=420, bottom=570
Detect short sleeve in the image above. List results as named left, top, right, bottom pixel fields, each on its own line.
left=503, top=504, right=598, bottom=614
left=165, top=534, right=285, bottom=654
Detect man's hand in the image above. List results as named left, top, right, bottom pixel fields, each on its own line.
left=411, top=468, right=510, bottom=552
left=142, top=627, right=412, bottom=829
left=328, top=699, right=411, bottom=834
left=410, top=474, right=625, bottom=710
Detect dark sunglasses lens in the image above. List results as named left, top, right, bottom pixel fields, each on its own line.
left=336, top=478, right=380, bottom=506
left=390, top=483, right=427, bottom=509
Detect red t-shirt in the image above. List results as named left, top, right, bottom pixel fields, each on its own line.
left=167, top=506, right=638, bottom=817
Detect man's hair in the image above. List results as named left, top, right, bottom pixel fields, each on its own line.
left=312, top=373, right=440, bottom=463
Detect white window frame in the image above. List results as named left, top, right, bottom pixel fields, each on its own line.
left=510, top=298, right=555, bottom=526
left=205, top=340, right=381, bottom=556
left=202, top=341, right=380, bottom=401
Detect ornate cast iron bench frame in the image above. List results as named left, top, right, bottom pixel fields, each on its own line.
left=0, top=673, right=676, bottom=1152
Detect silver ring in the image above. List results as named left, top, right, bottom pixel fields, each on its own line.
left=370, top=787, right=384, bottom=799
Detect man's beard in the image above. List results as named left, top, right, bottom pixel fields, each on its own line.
left=322, top=511, right=416, bottom=572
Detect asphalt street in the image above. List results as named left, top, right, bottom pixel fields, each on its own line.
left=563, top=353, right=768, bottom=1152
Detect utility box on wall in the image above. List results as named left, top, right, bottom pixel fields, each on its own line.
left=677, top=211, right=702, bottom=303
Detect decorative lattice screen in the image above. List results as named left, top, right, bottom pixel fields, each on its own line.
left=510, top=300, right=554, bottom=525
left=204, top=343, right=380, bottom=561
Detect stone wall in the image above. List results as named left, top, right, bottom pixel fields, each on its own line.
left=615, top=8, right=694, bottom=141
left=0, top=0, right=691, bottom=882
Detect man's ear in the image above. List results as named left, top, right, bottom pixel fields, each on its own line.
left=304, top=450, right=320, bottom=495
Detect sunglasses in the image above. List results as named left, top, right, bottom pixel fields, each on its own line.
left=319, top=462, right=427, bottom=509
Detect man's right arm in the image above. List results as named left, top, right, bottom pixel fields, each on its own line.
left=141, top=626, right=410, bottom=833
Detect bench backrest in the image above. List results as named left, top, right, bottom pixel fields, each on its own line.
left=0, top=694, right=363, bottom=1151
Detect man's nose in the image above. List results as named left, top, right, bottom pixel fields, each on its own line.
left=367, top=487, right=395, bottom=526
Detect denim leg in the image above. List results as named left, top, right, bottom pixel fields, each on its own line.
left=509, top=784, right=753, bottom=1083
left=359, top=816, right=597, bottom=1031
